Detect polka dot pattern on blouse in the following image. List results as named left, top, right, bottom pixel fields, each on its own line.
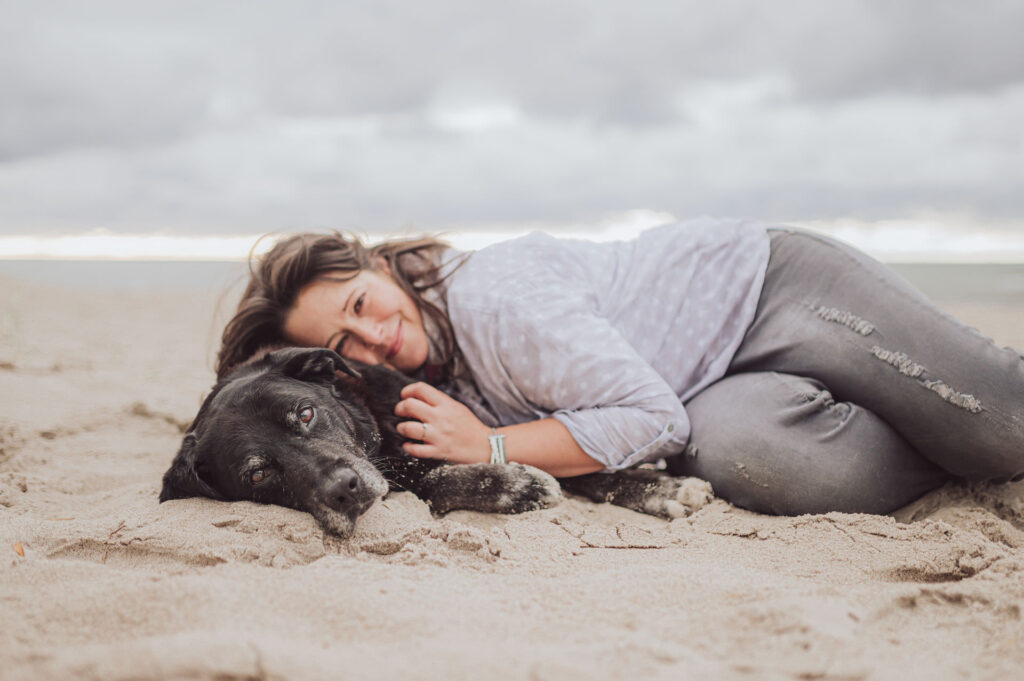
left=442, top=217, right=771, bottom=470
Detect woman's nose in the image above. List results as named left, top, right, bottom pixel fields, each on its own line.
left=352, top=319, right=384, bottom=347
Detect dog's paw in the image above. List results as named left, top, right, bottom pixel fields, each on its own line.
left=492, top=462, right=562, bottom=514
left=642, top=476, right=713, bottom=519
left=422, top=462, right=562, bottom=515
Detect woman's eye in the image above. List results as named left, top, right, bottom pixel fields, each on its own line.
left=298, top=406, right=315, bottom=424
left=250, top=469, right=267, bottom=484
left=354, top=293, right=364, bottom=314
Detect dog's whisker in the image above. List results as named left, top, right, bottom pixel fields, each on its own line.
left=383, top=476, right=412, bottom=493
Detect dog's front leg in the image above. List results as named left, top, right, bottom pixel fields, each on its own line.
left=416, top=462, right=562, bottom=514
left=557, top=468, right=713, bottom=519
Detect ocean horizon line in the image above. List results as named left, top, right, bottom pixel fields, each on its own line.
left=4, top=214, right=1024, bottom=263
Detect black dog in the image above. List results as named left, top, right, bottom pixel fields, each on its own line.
left=161, top=347, right=706, bottom=536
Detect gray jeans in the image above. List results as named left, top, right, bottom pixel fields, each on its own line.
left=667, top=229, right=1024, bottom=515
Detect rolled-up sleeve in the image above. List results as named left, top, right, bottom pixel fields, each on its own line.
left=453, top=284, right=691, bottom=470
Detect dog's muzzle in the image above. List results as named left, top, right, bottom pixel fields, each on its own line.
left=321, top=468, right=380, bottom=520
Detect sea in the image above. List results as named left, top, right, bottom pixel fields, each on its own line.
left=0, top=260, right=251, bottom=293
left=2, top=260, right=1024, bottom=305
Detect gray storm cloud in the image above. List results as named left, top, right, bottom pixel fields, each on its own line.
left=1, top=0, right=1022, bottom=235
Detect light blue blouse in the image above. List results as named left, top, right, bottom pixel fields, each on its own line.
left=440, top=218, right=771, bottom=470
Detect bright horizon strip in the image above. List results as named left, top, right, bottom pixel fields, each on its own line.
left=3, top=215, right=1024, bottom=263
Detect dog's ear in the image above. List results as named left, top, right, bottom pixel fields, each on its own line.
left=277, top=347, right=361, bottom=382
left=159, top=434, right=225, bottom=502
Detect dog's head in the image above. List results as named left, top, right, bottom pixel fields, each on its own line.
left=160, top=347, right=391, bottom=537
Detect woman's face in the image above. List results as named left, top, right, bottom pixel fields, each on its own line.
left=283, top=268, right=430, bottom=373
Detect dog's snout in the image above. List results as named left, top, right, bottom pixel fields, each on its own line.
left=326, top=469, right=363, bottom=511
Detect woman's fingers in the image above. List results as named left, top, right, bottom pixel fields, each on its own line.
left=396, top=420, right=432, bottom=442
left=394, top=382, right=491, bottom=464
left=400, top=381, right=447, bottom=406
left=394, top=395, right=433, bottom=422
left=402, top=441, right=444, bottom=460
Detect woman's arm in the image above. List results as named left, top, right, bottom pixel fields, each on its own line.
left=395, top=382, right=605, bottom=478
left=496, top=418, right=605, bottom=477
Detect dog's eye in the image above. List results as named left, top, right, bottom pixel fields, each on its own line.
left=250, top=469, right=267, bottom=484
left=298, top=406, right=315, bottom=424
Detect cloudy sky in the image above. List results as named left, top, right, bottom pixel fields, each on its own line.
left=2, top=0, right=1023, bottom=256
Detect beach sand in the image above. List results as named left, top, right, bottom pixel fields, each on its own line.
left=2, top=269, right=1023, bottom=681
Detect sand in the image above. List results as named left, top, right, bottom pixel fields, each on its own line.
left=2, top=269, right=1023, bottom=681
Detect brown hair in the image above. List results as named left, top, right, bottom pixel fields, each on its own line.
left=216, top=232, right=466, bottom=382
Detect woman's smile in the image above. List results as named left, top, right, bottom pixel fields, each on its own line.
left=386, top=321, right=404, bottom=361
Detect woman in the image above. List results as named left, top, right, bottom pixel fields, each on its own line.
left=217, top=219, right=1024, bottom=515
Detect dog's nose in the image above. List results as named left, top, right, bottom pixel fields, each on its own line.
left=326, top=469, right=363, bottom=511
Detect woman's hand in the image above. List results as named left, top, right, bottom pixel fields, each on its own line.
left=394, top=382, right=491, bottom=464
left=394, top=382, right=605, bottom=476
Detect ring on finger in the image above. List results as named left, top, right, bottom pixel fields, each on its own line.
left=420, top=422, right=427, bottom=440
